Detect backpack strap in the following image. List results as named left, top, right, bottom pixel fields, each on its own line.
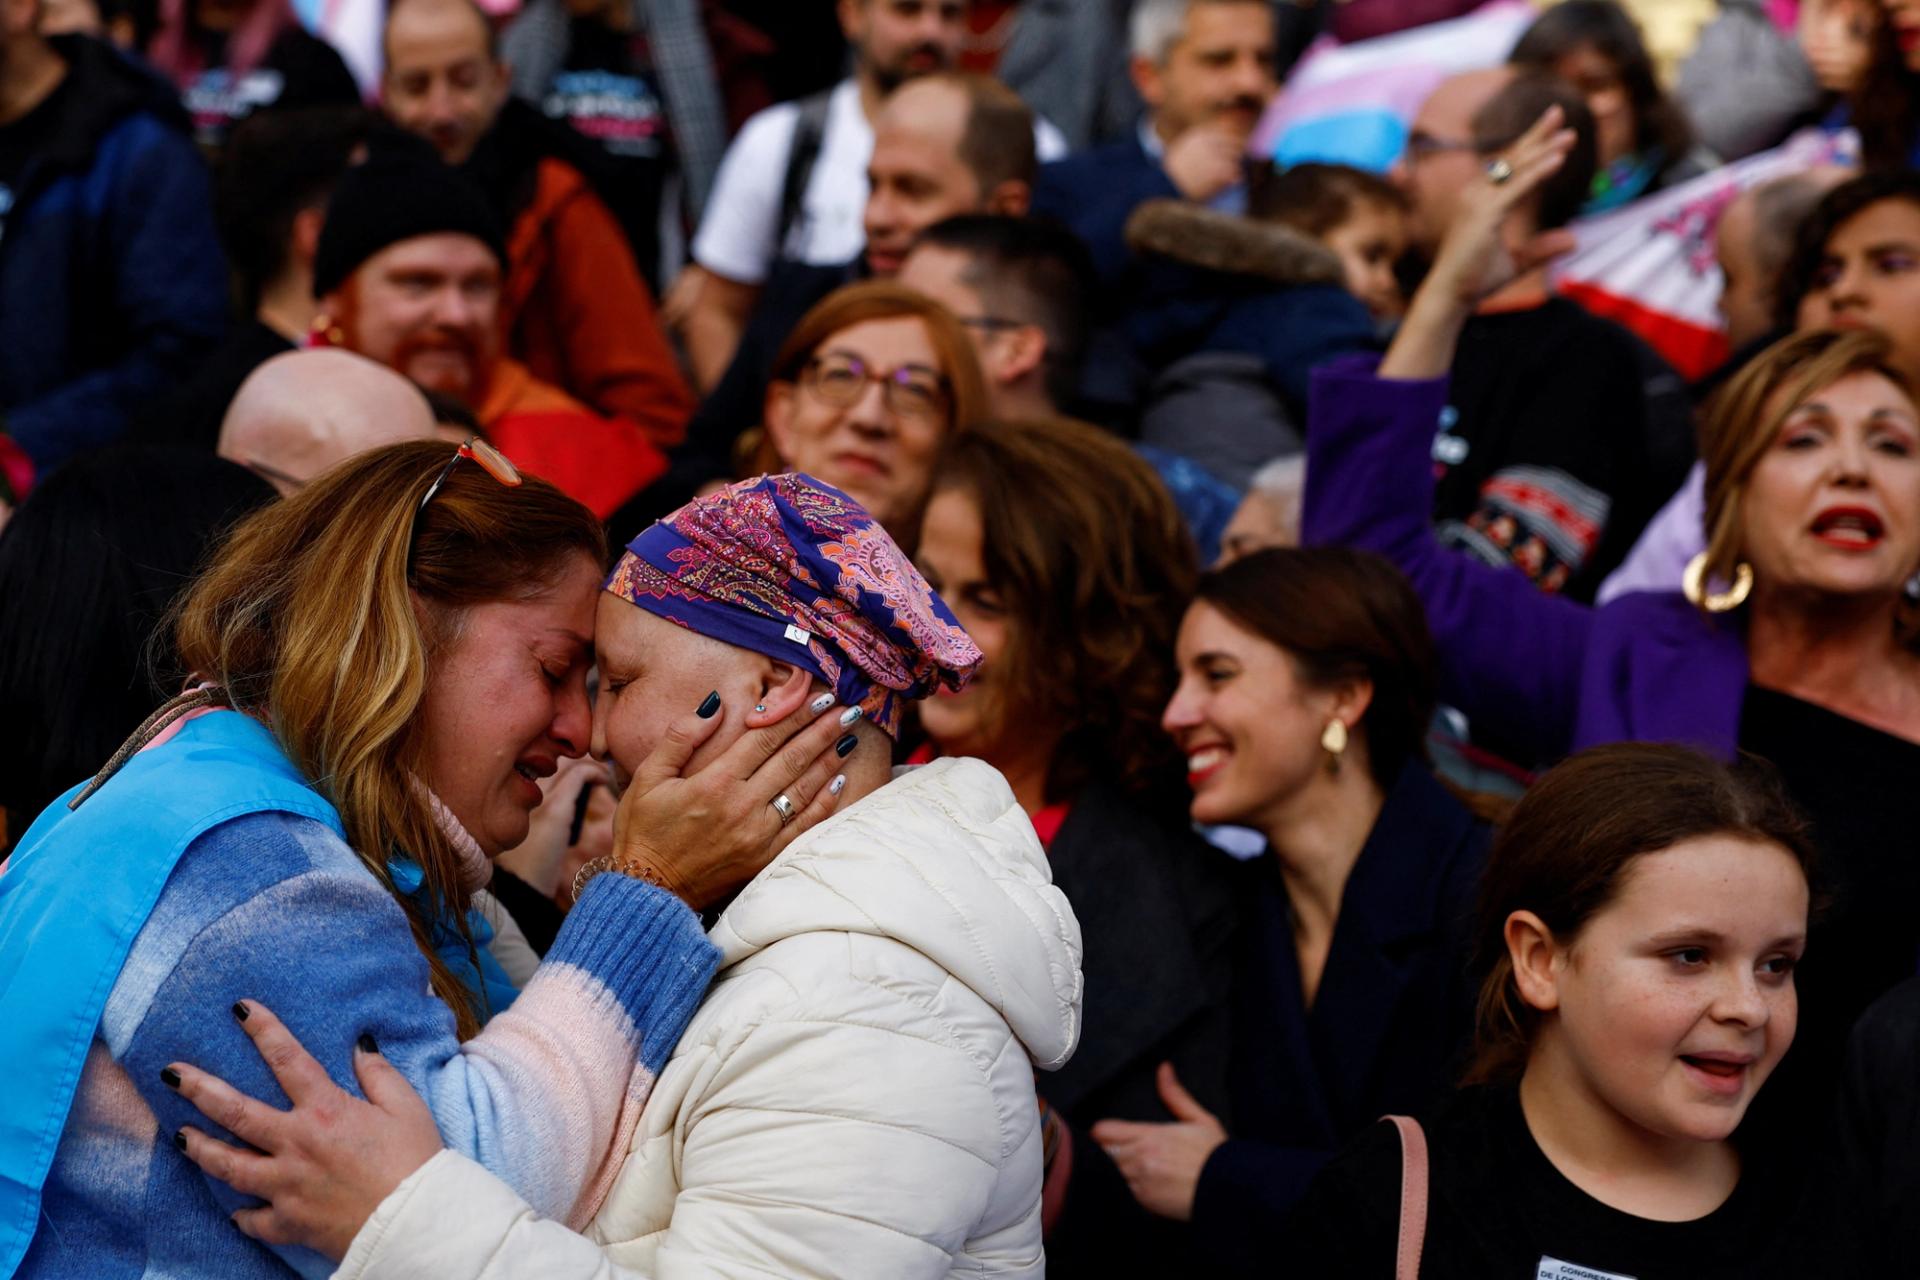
left=1383, top=1114, right=1429, bottom=1280
left=774, top=88, right=834, bottom=263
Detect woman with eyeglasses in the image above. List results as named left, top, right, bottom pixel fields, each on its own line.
left=0, top=440, right=856, bottom=1279
left=747, top=280, right=990, bottom=544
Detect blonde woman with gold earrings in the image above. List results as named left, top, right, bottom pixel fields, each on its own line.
left=1091, top=546, right=1492, bottom=1273
left=1299, top=106, right=1920, bottom=1184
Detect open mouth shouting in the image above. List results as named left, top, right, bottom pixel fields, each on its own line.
left=1809, top=505, right=1886, bottom=551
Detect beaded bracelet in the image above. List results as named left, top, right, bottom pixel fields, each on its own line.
left=571, top=853, right=678, bottom=905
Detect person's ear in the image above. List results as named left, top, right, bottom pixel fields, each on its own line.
left=985, top=179, right=1030, bottom=218
left=1326, top=676, right=1374, bottom=739
left=999, top=324, right=1049, bottom=386
left=1129, top=52, right=1165, bottom=110
left=492, top=57, right=513, bottom=105
left=763, top=381, right=798, bottom=461
left=1506, top=910, right=1564, bottom=1014
left=743, top=659, right=817, bottom=728
left=290, top=206, right=327, bottom=271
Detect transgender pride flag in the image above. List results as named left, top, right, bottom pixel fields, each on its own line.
left=1251, top=0, right=1537, bottom=173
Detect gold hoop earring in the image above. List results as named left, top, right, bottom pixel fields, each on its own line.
left=1321, top=719, right=1348, bottom=771
left=1682, top=553, right=1753, bottom=613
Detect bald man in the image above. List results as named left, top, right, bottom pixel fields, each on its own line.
left=217, top=350, right=442, bottom=494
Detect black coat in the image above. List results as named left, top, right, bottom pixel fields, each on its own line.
left=1194, top=762, right=1490, bottom=1277
left=1039, top=781, right=1237, bottom=1279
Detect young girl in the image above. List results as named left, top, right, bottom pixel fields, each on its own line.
left=1282, top=742, right=1825, bottom=1278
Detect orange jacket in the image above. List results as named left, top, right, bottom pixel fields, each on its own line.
left=501, top=157, right=693, bottom=451
left=479, top=355, right=667, bottom=519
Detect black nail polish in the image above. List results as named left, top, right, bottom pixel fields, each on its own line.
left=835, top=733, right=858, bottom=758
left=357, top=1032, right=379, bottom=1055
left=231, top=1001, right=249, bottom=1022
left=160, top=1066, right=181, bottom=1090
left=173, top=1129, right=187, bottom=1151
left=696, top=691, right=721, bottom=719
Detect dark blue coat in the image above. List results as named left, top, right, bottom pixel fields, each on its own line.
left=1194, top=762, right=1490, bottom=1276
left=0, top=37, right=227, bottom=475
left=1032, top=134, right=1179, bottom=290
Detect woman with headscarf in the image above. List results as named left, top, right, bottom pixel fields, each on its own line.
left=161, top=472, right=1086, bottom=1279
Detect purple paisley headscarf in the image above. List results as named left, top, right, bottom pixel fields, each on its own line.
left=605, top=474, right=983, bottom=737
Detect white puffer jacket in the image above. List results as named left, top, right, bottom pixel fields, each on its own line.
left=335, top=758, right=1085, bottom=1280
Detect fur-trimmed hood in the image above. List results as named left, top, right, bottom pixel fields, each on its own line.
left=1125, top=199, right=1345, bottom=289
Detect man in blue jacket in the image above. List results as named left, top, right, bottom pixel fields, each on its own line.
left=0, top=15, right=227, bottom=484
left=1032, top=0, right=1279, bottom=289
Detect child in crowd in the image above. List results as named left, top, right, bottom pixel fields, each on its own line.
left=1252, top=162, right=1412, bottom=323
left=1280, top=743, right=1826, bottom=1278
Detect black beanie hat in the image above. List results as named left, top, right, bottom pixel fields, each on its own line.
left=312, top=147, right=508, bottom=299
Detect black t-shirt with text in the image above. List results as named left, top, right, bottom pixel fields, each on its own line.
left=183, top=25, right=358, bottom=151
left=539, top=14, right=671, bottom=270
left=1281, top=1084, right=1832, bottom=1279
left=1438, top=298, right=1693, bottom=602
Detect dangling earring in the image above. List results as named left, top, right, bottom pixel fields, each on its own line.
left=1682, top=553, right=1753, bottom=613
left=308, top=313, right=345, bottom=348
left=1321, top=719, right=1348, bottom=772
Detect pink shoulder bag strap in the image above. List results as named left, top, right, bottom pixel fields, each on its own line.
left=1383, top=1114, right=1429, bottom=1280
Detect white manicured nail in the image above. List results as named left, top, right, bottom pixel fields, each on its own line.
left=838, top=706, right=864, bottom=727
left=809, top=693, right=835, bottom=713
left=829, top=775, right=847, bottom=796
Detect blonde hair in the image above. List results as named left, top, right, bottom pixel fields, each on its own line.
left=172, top=442, right=605, bottom=1037
left=1698, top=329, right=1920, bottom=645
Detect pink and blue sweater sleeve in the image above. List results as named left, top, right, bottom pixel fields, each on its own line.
left=1302, top=356, right=1596, bottom=764
left=107, top=811, right=716, bottom=1273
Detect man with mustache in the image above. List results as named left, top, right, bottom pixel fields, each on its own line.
left=311, top=146, right=668, bottom=519
left=1032, top=0, right=1279, bottom=289
left=671, top=0, right=1064, bottom=393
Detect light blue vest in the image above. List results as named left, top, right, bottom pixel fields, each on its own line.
left=0, top=712, right=345, bottom=1278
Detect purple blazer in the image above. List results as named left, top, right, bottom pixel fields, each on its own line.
left=1302, top=355, right=1750, bottom=763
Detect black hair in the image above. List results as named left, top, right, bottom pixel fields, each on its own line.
left=912, top=214, right=1097, bottom=411
left=420, top=387, right=482, bottom=435
left=1851, top=17, right=1920, bottom=172
left=216, top=105, right=378, bottom=307
left=0, top=449, right=275, bottom=841
left=1775, top=171, right=1920, bottom=331
left=1509, top=0, right=1693, bottom=166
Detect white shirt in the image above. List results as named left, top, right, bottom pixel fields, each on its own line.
left=692, top=77, right=1069, bottom=283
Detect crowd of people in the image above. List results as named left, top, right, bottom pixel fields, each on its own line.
left=4, top=0, right=1920, bottom=1276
